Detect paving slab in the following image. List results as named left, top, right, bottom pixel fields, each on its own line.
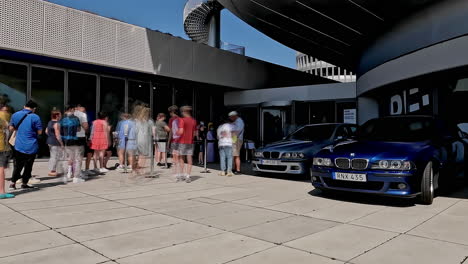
left=0, top=230, right=73, bottom=258
left=229, top=246, right=343, bottom=264
left=195, top=207, right=291, bottom=231
left=351, top=234, right=468, bottom=264
left=0, top=211, right=49, bottom=238
left=408, top=201, right=468, bottom=245
left=350, top=207, right=435, bottom=233
left=306, top=202, right=385, bottom=223
left=235, top=215, right=338, bottom=244
left=10, top=196, right=107, bottom=211
left=266, top=197, right=342, bottom=215
left=162, top=202, right=253, bottom=221
left=0, top=244, right=109, bottom=264
left=58, top=214, right=182, bottom=242
left=117, top=232, right=274, bottom=264
left=83, top=221, right=222, bottom=259
left=286, top=224, right=398, bottom=262
left=24, top=206, right=151, bottom=228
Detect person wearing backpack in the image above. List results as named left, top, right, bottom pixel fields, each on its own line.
left=8, top=100, right=43, bottom=190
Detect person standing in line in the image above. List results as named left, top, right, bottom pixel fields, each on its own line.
left=217, top=120, right=234, bottom=177
left=134, top=107, right=154, bottom=175
left=59, top=105, right=85, bottom=183
left=8, top=100, right=43, bottom=190
left=45, top=110, right=62, bottom=177
left=74, top=105, right=89, bottom=175
left=206, top=122, right=216, bottom=163
left=0, top=112, right=14, bottom=198
left=196, top=122, right=206, bottom=165
left=154, top=113, right=170, bottom=166
left=229, top=111, right=245, bottom=175
left=116, top=113, right=136, bottom=172
left=90, top=112, right=110, bottom=173
left=168, top=105, right=182, bottom=180
left=176, top=106, right=197, bottom=183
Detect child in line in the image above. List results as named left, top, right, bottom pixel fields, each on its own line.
left=90, top=112, right=110, bottom=173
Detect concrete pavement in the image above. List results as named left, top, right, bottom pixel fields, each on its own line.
left=1, top=161, right=468, bottom=263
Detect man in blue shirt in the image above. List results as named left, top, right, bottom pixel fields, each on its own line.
left=9, top=100, right=42, bottom=190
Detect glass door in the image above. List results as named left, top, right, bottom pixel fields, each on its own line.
left=261, top=108, right=286, bottom=145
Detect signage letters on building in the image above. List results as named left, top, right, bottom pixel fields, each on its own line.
left=389, top=88, right=431, bottom=115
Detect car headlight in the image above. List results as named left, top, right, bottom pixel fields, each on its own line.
left=313, top=157, right=333, bottom=167
left=371, top=160, right=414, bottom=170
left=254, top=151, right=263, bottom=158
left=282, top=152, right=305, bottom=159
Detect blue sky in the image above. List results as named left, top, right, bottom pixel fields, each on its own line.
left=47, top=0, right=296, bottom=69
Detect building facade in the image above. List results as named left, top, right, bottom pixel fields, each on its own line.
left=0, top=0, right=328, bottom=156
left=296, top=52, right=356, bottom=83
left=218, top=0, right=468, bottom=129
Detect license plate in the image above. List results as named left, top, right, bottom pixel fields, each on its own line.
left=334, top=172, right=367, bottom=182
left=261, top=160, right=280, bottom=165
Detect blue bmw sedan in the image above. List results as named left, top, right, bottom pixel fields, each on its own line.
left=253, top=123, right=357, bottom=175
left=311, top=116, right=465, bottom=204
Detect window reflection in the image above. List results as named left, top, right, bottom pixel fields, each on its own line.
left=153, top=84, right=173, bottom=118
left=128, top=80, right=150, bottom=114
left=100, top=77, right=125, bottom=129
left=0, top=62, right=27, bottom=113
left=31, top=67, right=65, bottom=157
left=69, top=72, right=97, bottom=122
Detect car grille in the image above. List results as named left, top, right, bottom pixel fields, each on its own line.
left=257, top=164, right=287, bottom=172
left=351, top=159, right=368, bottom=170
left=335, top=158, right=350, bottom=169
left=335, top=158, right=369, bottom=170
left=262, top=152, right=280, bottom=159
left=323, top=178, right=383, bottom=191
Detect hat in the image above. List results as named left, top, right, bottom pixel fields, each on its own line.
left=228, top=111, right=238, bottom=117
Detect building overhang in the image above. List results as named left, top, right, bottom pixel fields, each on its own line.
left=218, top=0, right=443, bottom=72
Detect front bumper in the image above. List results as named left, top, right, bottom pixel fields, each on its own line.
left=252, top=159, right=306, bottom=174
left=311, top=167, right=420, bottom=198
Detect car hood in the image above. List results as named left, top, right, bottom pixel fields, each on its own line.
left=324, top=140, right=431, bottom=160
left=260, top=140, right=328, bottom=153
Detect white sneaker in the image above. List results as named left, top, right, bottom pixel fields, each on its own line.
left=16, top=177, right=41, bottom=185
left=62, top=176, right=68, bottom=184
left=175, top=174, right=183, bottom=182
left=73, top=177, right=85, bottom=183
left=67, top=166, right=73, bottom=178
left=99, top=168, right=109, bottom=173
left=185, top=176, right=192, bottom=183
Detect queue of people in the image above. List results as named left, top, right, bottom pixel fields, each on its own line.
left=0, top=99, right=247, bottom=199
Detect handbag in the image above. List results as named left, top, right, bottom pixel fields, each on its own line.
left=8, top=112, right=32, bottom=146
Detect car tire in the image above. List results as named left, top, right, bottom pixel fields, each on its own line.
left=420, top=161, right=436, bottom=205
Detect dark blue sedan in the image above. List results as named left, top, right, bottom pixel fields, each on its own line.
left=253, top=123, right=357, bottom=175
left=311, top=116, right=465, bottom=204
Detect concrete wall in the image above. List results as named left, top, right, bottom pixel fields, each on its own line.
left=224, top=82, right=356, bottom=106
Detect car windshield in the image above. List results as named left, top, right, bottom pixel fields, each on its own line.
left=287, top=125, right=336, bottom=141
left=358, top=117, right=436, bottom=142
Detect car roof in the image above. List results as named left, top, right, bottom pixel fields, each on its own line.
left=378, top=115, right=435, bottom=119
left=303, top=123, right=353, bottom=127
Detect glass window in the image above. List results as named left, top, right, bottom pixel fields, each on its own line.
left=100, top=76, right=125, bottom=129
left=175, top=86, right=193, bottom=107
left=0, top=62, right=27, bottom=113
left=128, top=80, right=150, bottom=114
left=287, top=125, right=336, bottom=141
left=195, top=87, right=211, bottom=122
left=358, top=117, right=436, bottom=142
left=31, top=67, right=65, bottom=157
left=153, top=83, right=173, bottom=118
left=69, top=72, right=97, bottom=121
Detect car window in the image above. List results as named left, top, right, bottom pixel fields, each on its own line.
left=334, top=126, right=348, bottom=139
left=347, top=126, right=358, bottom=135
left=287, top=125, right=337, bottom=141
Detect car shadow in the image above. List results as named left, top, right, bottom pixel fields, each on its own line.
left=308, top=189, right=418, bottom=207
